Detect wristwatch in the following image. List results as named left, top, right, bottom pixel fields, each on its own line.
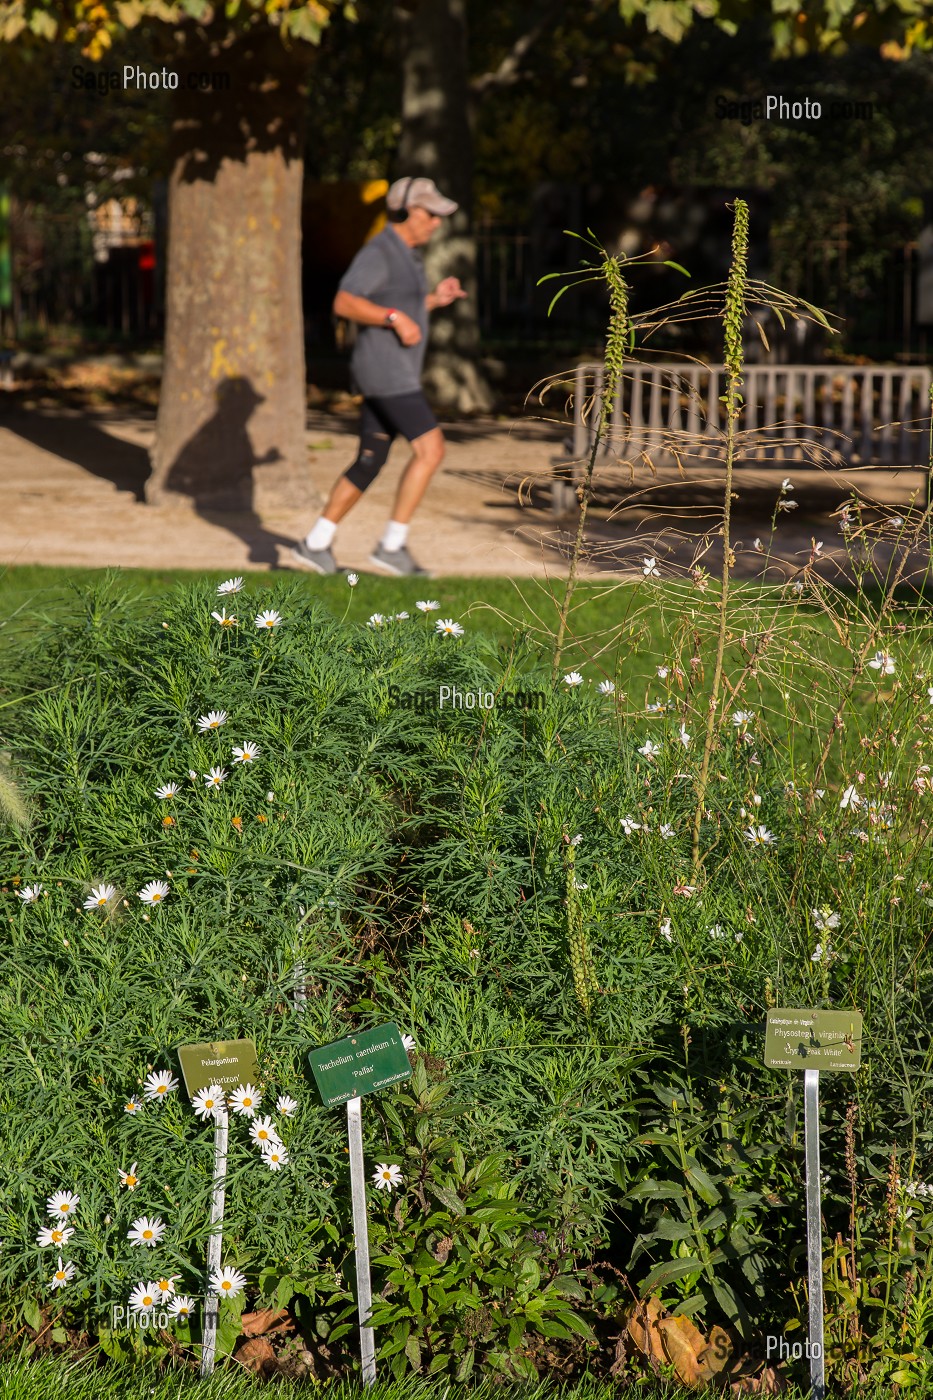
left=384, top=308, right=399, bottom=326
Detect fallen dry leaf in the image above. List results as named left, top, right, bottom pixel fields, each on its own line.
left=240, top=1308, right=291, bottom=1339
left=234, top=1337, right=278, bottom=1376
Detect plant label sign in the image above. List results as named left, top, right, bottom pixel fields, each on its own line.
left=308, top=1023, right=411, bottom=1108
left=177, top=1038, right=259, bottom=1099
left=764, top=1009, right=863, bottom=1072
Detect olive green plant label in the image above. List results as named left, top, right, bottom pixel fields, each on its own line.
left=764, top=1009, right=863, bottom=1071
left=309, top=1023, right=411, bottom=1108
left=177, top=1039, right=259, bottom=1098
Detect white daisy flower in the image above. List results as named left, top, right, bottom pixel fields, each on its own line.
left=597, top=680, right=616, bottom=695
left=657, top=666, right=669, bottom=679
left=563, top=672, right=584, bottom=687
left=367, top=613, right=385, bottom=628
left=394, top=612, right=410, bottom=621
left=36, top=1225, right=74, bottom=1248
left=155, top=783, right=179, bottom=800
left=744, top=825, right=776, bottom=846
left=401, top=1035, right=416, bottom=1053
left=15, top=884, right=44, bottom=903
left=49, top=1256, right=75, bottom=1290
left=204, top=766, right=227, bottom=788
left=638, top=739, right=660, bottom=759
left=261, top=1143, right=289, bottom=1171
left=209, top=1266, right=247, bottom=1299
left=659, top=918, right=673, bottom=942
left=435, top=618, right=464, bottom=637
left=83, top=883, right=116, bottom=910
left=732, top=711, right=754, bottom=727
left=128, top=1281, right=159, bottom=1314
left=124, top=1097, right=143, bottom=1115
left=217, top=577, right=243, bottom=596
left=232, top=742, right=260, bottom=764
left=211, top=609, right=237, bottom=627
left=228, top=1083, right=261, bottom=1118
left=249, top=1116, right=281, bottom=1150
left=642, top=557, right=660, bottom=577
left=868, top=651, right=895, bottom=676
left=646, top=702, right=666, bottom=714
left=168, top=1295, right=196, bottom=1320
left=118, top=1163, right=141, bottom=1191
left=143, top=1070, right=178, bottom=1103
left=46, top=1191, right=79, bottom=1220
left=276, top=1094, right=299, bottom=1117
left=128, top=1217, right=166, bottom=1248
left=416, top=600, right=439, bottom=612
left=569, top=833, right=583, bottom=846
left=839, top=785, right=862, bottom=809
left=372, top=1163, right=403, bottom=1192
left=620, top=816, right=641, bottom=835
left=346, top=573, right=359, bottom=587
left=659, top=824, right=675, bottom=839
left=191, top=1084, right=225, bottom=1121
left=138, top=880, right=169, bottom=906
left=255, top=610, right=282, bottom=630
left=812, top=907, right=840, bottom=931
left=197, top=710, right=227, bottom=732
left=155, top=1275, right=179, bottom=1299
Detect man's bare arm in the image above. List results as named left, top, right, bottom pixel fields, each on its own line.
left=332, top=290, right=395, bottom=325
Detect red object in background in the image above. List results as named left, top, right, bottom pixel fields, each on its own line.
left=138, top=241, right=155, bottom=272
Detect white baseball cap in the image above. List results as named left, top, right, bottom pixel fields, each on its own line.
left=386, top=176, right=458, bottom=217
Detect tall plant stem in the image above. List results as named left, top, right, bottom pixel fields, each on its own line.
left=690, top=200, right=749, bottom=878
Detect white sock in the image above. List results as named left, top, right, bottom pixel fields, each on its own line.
left=305, top=517, right=337, bottom=551
left=381, top=520, right=409, bottom=553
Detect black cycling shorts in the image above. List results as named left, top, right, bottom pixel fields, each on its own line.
left=343, top=391, right=439, bottom=491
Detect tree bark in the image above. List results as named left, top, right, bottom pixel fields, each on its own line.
left=146, top=26, right=319, bottom=514
left=397, top=0, right=495, bottom=415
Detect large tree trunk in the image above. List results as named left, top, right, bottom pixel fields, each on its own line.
left=397, top=0, right=495, bottom=415
left=146, top=27, right=319, bottom=515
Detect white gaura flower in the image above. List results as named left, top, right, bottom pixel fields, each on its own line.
left=228, top=1083, right=261, bottom=1118
left=276, top=1094, right=299, bottom=1117
left=572, top=877, right=588, bottom=890
left=708, top=925, right=726, bottom=939
left=255, top=610, right=282, bottom=630
left=119, top=1162, right=141, bottom=1191
left=678, top=725, right=691, bottom=749
left=416, top=600, right=439, bottom=612
left=868, top=651, right=895, bottom=676
left=15, top=884, right=44, bottom=903
left=753, top=538, right=764, bottom=553
left=191, top=1084, right=225, bottom=1121
left=839, top=785, right=862, bottom=810
left=813, top=907, right=840, bottom=931
left=124, top=1097, right=143, bottom=1115
left=927, top=686, right=933, bottom=705
left=197, top=710, right=227, bottom=732
left=128, top=1217, right=166, bottom=1248
left=168, top=1295, right=196, bottom=1320
left=209, top=1266, right=247, bottom=1299
left=435, top=618, right=464, bottom=637
left=204, top=766, right=227, bottom=789
left=401, top=1034, right=416, bottom=1053
left=143, top=1070, right=179, bottom=1103
left=781, top=478, right=793, bottom=493
left=744, top=825, right=776, bottom=847
left=36, top=1225, right=74, bottom=1248
left=777, top=499, right=798, bottom=512
left=811, top=943, right=824, bottom=962
left=155, top=782, right=179, bottom=800
left=643, top=557, right=660, bottom=577
left=659, top=824, right=675, bottom=840
left=563, top=672, right=584, bottom=687
left=138, top=880, right=169, bottom=907
left=49, top=1256, right=76, bottom=1290
left=597, top=680, right=616, bottom=695
left=568, top=833, right=583, bottom=846
left=211, top=609, right=237, bottom=628
left=128, top=1281, right=159, bottom=1314
left=261, top=1143, right=289, bottom=1171
left=372, top=1163, right=403, bottom=1192
left=638, top=739, right=660, bottom=759
left=231, top=742, right=260, bottom=764
left=46, top=1191, right=79, bottom=1220
left=248, top=1116, right=281, bottom=1150
left=346, top=573, right=359, bottom=588
left=217, top=576, right=244, bottom=596
left=620, top=816, right=641, bottom=835
left=659, top=918, right=673, bottom=942
left=83, top=883, right=116, bottom=910
left=657, top=666, right=669, bottom=679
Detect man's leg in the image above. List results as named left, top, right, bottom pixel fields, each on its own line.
left=295, top=402, right=393, bottom=570
left=389, top=427, right=446, bottom=524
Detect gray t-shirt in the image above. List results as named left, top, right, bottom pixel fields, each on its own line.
left=338, top=226, right=429, bottom=398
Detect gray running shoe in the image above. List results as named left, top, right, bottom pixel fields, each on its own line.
left=369, top=543, right=431, bottom=577
left=290, top=539, right=338, bottom=574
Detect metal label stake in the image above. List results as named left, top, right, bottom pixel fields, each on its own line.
left=347, top=1096, right=376, bottom=1385
left=804, top=1070, right=826, bottom=1400
left=200, top=1104, right=229, bottom=1378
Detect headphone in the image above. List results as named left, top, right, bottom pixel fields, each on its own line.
left=387, top=175, right=415, bottom=223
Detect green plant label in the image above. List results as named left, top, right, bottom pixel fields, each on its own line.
left=177, top=1039, right=259, bottom=1098
left=308, top=1023, right=412, bottom=1108
left=764, top=1009, right=863, bottom=1071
